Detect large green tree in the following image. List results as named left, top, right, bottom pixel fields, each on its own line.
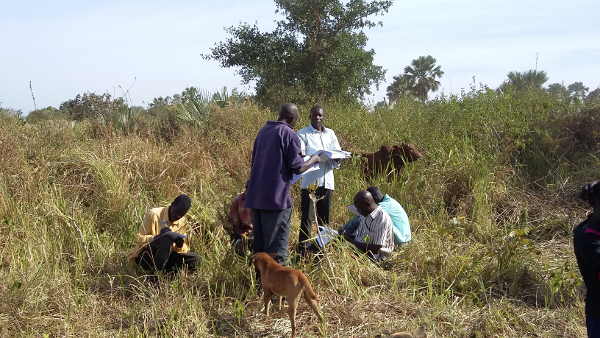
left=204, top=0, right=393, bottom=107
left=387, top=55, right=443, bottom=102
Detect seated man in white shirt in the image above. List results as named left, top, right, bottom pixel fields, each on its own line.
left=342, top=190, right=395, bottom=261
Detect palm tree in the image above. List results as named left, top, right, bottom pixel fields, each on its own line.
left=403, top=55, right=444, bottom=102
left=499, top=69, right=548, bottom=92
left=386, top=74, right=412, bottom=103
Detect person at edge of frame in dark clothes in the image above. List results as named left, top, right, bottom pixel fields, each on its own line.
left=574, top=180, right=600, bottom=338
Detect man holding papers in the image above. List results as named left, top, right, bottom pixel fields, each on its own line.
left=245, top=103, right=321, bottom=266
left=297, top=105, right=349, bottom=255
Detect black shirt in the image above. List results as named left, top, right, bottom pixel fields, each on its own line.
left=573, top=214, right=600, bottom=318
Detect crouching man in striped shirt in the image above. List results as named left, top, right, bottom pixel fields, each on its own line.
left=342, top=190, right=395, bottom=261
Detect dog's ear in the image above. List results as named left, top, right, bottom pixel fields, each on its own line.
left=267, top=253, right=278, bottom=259
left=249, top=254, right=257, bottom=267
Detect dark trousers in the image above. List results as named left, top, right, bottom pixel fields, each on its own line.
left=136, top=234, right=201, bottom=273
left=588, top=315, right=600, bottom=338
left=299, top=187, right=333, bottom=248
left=252, top=207, right=292, bottom=266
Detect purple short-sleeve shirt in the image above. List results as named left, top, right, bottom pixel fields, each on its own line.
left=244, top=121, right=304, bottom=210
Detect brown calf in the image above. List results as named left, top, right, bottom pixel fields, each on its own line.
left=360, top=143, right=423, bottom=178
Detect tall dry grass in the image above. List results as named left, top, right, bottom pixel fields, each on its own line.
left=0, top=88, right=598, bottom=337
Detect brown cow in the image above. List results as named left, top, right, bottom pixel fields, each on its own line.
left=360, top=143, right=423, bottom=178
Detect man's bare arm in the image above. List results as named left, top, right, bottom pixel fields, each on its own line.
left=298, top=154, right=321, bottom=174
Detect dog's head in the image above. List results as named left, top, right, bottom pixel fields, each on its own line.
left=249, top=252, right=278, bottom=269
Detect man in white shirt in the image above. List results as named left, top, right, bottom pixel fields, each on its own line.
left=342, top=190, right=395, bottom=261
left=297, top=106, right=342, bottom=255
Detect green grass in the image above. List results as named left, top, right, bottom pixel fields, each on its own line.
left=0, top=88, right=597, bottom=337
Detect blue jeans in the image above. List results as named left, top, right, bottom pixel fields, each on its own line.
left=338, top=216, right=360, bottom=235
left=252, top=207, right=292, bottom=266
left=588, top=315, right=600, bottom=338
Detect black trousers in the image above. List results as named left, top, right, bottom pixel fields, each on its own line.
left=136, top=234, right=201, bottom=273
left=299, top=187, right=333, bottom=249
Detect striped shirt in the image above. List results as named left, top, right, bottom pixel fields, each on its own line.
left=354, top=205, right=395, bottom=260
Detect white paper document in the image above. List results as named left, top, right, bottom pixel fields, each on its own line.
left=346, top=205, right=360, bottom=216
left=316, top=226, right=339, bottom=248
left=292, top=156, right=321, bottom=184
left=314, top=150, right=352, bottom=161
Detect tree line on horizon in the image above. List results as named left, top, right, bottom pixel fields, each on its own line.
left=6, top=0, right=599, bottom=124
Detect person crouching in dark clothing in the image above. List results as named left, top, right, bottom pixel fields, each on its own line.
left=574, top=180, right=600, bottom=337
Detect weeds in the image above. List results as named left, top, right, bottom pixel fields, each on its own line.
left=0, top=91, right=597, bottom=337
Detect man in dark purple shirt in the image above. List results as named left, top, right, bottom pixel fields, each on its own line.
left=245, top=102, right=321, bottom=265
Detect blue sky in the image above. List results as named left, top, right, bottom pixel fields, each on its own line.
left=1, top=0, right=599, bottom=113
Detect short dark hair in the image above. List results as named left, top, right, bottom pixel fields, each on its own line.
left=366, top=186, right=384, bottom=204
left=310, top=105, right=324, bottom=115
left=172, top=194, right=192, bottom=210
left=279, top=102, right=298, bottom=121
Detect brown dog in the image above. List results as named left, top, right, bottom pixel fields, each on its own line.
left=360, top=143, right=423, bottom=178
left=250, top=252, right=323, bottom=338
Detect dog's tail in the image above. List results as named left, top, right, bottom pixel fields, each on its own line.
left=298, top=274, right=318, bottom=300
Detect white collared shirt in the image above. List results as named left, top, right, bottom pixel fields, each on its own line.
left=297, top=124, right=342, bottom=190
left=354, top=205, right=395, bottom=260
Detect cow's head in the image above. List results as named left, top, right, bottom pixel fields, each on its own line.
left=391, top=143, right=423, bottom=169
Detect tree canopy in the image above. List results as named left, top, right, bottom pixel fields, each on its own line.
left=547, top=81, right=591, bottom=102
left=498, top=69, right=548, bottom=92
left=204, top=0, right=393, bottom=108
left=387, top=55, right=444, bottom=103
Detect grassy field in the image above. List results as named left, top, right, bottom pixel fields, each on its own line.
left=1, top=87, right=599, bottom=337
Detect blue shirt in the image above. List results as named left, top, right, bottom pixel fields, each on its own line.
left=245, top=121, right=304, bottom=210
left=379, top=194, right=411, bottom=244
left=297, top=124, right=341, bottom=190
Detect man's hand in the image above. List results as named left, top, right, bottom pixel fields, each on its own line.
left=298, top=154, right=322, bottom=174
left=159, top=226, right=186, bottom=247
left=310, top=153, right=322, bottom=164
left=580, top=180, right=600, bottom=206
left=580, top=180, right=600, bottom=200
left=174, top=236, right=184, bottom=248
left=343, top=232, right=355, bottom=243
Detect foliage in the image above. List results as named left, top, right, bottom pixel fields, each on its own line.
left=387, top=55, right=444, bottom=103
left=568, top=81, right=589, bottom=101
left=587, top=87, right=600, bottom=104
left=498, top=69, right=548, bottom=92
left=204, top=0, right=393, bottom=108
left=547, top=82, right=571, bottom=100
left=385, top=73, right=412, bottom=103
left=1, top=86, right=596, bottom=337
left=26, top=106, right=68, bottom=124
left=63, top=92, right=127, bottom=122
